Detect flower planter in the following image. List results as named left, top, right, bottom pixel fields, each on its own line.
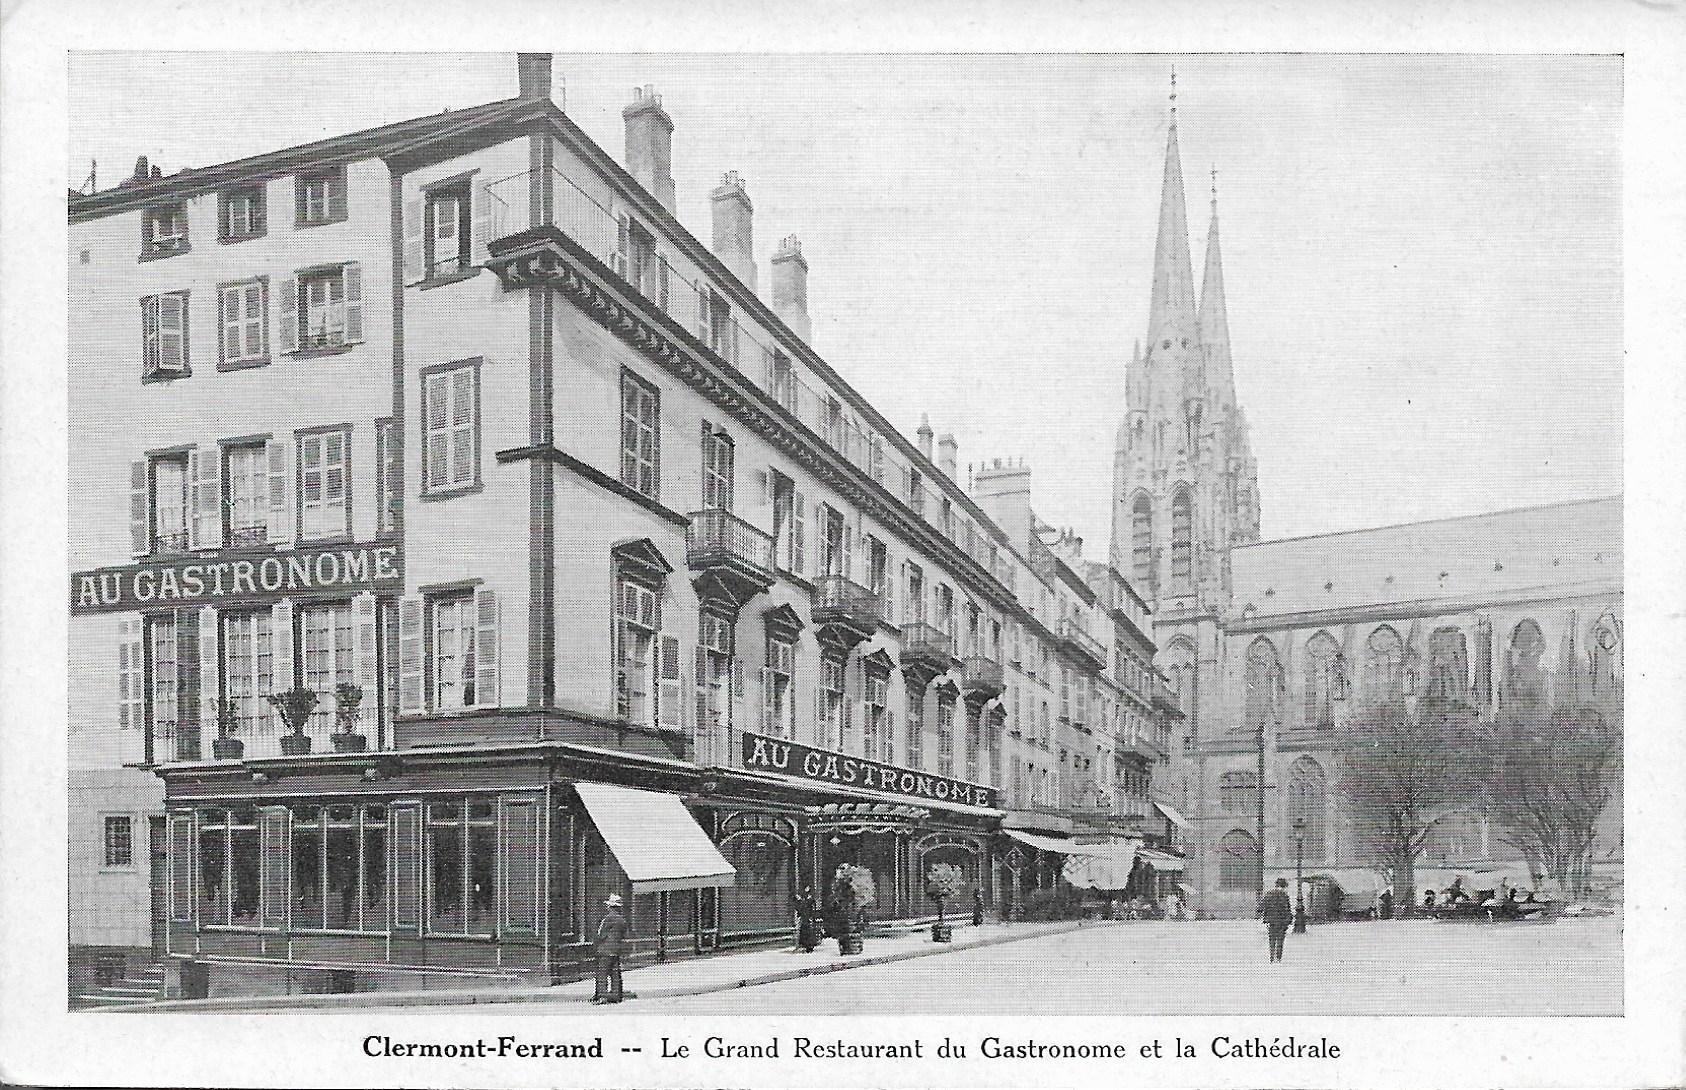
left=279, top=734, right=313, bottom=756
left=211, top=737, right=245, bottom=760
left=931, top=923, right=954, bottom=943
left=331, top=732, right=369, bottom=753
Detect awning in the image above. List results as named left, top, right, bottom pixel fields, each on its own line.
left=1062, top=840, right=1139, bottom=890
left=1153, top=801, right=1190, bottom=829
left=1137, top=848, right=1186, bottom=872
left=1003, top=829, right=1080, bottom=854
left=1307, top=868, right=1385, bottom=898
left=573, top=783, right=736, bottom=894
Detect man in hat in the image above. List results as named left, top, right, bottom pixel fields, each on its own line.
left=593, top=894, right=630, bottom=1004
left=1260, top=878, right=1293, bottom=963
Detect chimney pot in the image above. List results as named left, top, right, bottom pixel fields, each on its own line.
left=937, top=433, right=959, bottom=481
left=916, top=414, right=934, bottom=460
left=623, top=86, right=676, bottom=214
left=710, top=172, right=756, bottom=293
left=771, top=234, right=811, bottom=342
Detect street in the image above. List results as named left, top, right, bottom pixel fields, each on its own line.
left=352, top=914, right=1622, bottom=1017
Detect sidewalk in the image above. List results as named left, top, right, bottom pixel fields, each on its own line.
left=115, top=918, right=1091, bottom=1013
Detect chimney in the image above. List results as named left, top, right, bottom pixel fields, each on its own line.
left=771, top=235, right=810, bottom=341
left=973, top=458, right=1033, bottom=551
left=132, top=156, right=149, bottom=182
left=623, top=86, right=676, bottom=215
left=916, top=413, right=934, bottom=460
left=517, top=53, right=552, bottom=101
left=711, top=172, right=756, bottom=292
left=938, top=433, right=959, bottom=482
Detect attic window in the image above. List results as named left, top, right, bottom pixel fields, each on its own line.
left=141, top=202, right=189, bottom=260
left=295, top=164, right=348, bottom=227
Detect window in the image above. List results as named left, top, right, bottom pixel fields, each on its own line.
left=906, top=692, right=925, bottom=769
left=299, top=268, right=347, bottom=349
left=820, top=658, right=845, bottom=751
left=964, top=704, right=980, bottom=783
left=1171, top=487, right=1192, bottom=582
left=103, top=816, right=134, bottom=867
left=295, top=165, right=348, bottom=227
left=283, top=803, right=388, bottom=932
left=1287, top=757, right=1327, bottom=860
left=300, top=602, right=355, bottom=731
left=149, top=453, right=190, bottom=554
left=1039, top=700, right=1050, bottom=749
left=905, top=562, right=926, bottom=624
left=695, top=612, right=734, bottom=760
left=425, top=801, right=495, bottom=936
left=1218, top=830, right=1260, bottom=891
left=148, top=612, right=192, bottom=758
left=818, top=504, right=847, bottom=578
left=141, top=292, right=190, bottom=379
left=1304, top=632, right=1340, bottom=728
left=824, top=397, right=844, bottom=450
left=614, top=577, right=660, bottom=724
left=615, top=216, right=660, bottom=299
left=1131, top=493, right=1153, bottom=583
left=1428, top=627, right=1470, bottom=704
left=907, top=467, right=925, bottom=516
left=1363, top=626, right=1405, bottom=704
left=376, top=418, right=402, bottom=534
left=770, top=352, right=795, bottom=411
left=218, top=185, right=266, bottom=242
left=935, top=692, right=956, bottom=775
left=222, top=443, right=268, bottom=547
left=701, top=422, right=734, bottom=511
left=433, top=594, right=477, bottom=711
left=769, top=470, right=797, bottom=570
left=865, top=670, right=890, bottom=763
left=1245, top=637, right=1282, bottom=735
left=707, top=291, right=736, bottom=363
left=1218, top=770, right=1258, bottom=812
left=620, top=371, right=659, bottom=500
left=218, top=280, right=268, bottom=367
left=425, top=183, right=470, bottom=277
left=1506, top=620, right=1548, bottom=711
left=423, top=363, right=479, bottom=495
left=866, top=536, right=889, bottom=610
left=940, top=497, right=953, bottom=538
left=221, top=610, right=276, bottom=736
left=141, top=203, right=189, bottom=258
left=297, top=428, right=351, bottom=540
left=936, top=584, right=955, bottom=640
left=762, top=635, right=794, bottom=739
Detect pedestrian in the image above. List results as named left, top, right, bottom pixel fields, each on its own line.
left=972, top=888, right=986, bottom=927
left=1261, top=878, right=1293, bottom=963
left=1379, top=887, right=1394, bottom=920
left=796, top=885, right=821, bottom=952
left=592, top=894, right=630, bottom=1004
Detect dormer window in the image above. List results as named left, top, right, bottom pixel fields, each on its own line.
left=141, top=203, right=189, bottom=259
left=218, top=185, right=266, bottom=243
left=295, top=165, right=348, bottom=228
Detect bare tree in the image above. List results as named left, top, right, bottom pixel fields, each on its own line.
left=1479, top=702, right=1621, bottom=899
left=1336, top=696, right=1483, bottom=916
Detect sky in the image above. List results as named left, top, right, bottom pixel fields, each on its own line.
left=67, top=52, right=1623, bottom=554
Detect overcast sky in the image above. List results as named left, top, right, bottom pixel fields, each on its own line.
left=69, top=52, right=1622, bottom=553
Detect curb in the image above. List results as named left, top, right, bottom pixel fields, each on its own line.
left=111, top=920, right=1090, bottom=1013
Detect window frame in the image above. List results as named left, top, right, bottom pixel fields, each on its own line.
left=420, top=359, right=483, bottom=499
left=700, top=422, right=735, bottom=512
left=140, top=202, right=190, bottom=261
left=619, top=369, right=661, bottom=501
left=423, top=180, right=472, bottom=280
left=217, top=184, right=267, bottom=244
left=220, top=439, right=270, bottom=547
left=141, top=291, right=191, bottom=382
left=101, top=814, right=136, bottom=870
left=216, top=278, right=270, bottom=371
left=294, top=164, right=349, bottom=228
left=295, top=424, right=353, bottom=543
left=297, top=266, right=349, bottom=351
left=430, top=591, right=478, bottom=713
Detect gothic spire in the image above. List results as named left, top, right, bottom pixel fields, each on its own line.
left=1199, top=166, right=1236, bottom=409
left=1146, top=71, right=1198, bottom=357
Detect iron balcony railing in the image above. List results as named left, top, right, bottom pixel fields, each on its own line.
left=685, top=509, right=776, bottom=575
left=900, top=622, right=955, bottom=661
left=961, top=655, right=1005, bottom=694
left=810, top=575, right=881, bottom=629
left=226, top=524, right=268, bottom=548
left=1058, top=618, right=1107, bottom=666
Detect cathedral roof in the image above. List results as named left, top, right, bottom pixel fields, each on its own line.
left=1229, top=496, right=1622, bottom=620
left=1145, top=111, right=1198, bottom=353
left=1197, top=192, right=1237, bottom=409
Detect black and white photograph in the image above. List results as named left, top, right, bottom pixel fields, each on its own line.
left=4, top=7, right=1684, bottom=1089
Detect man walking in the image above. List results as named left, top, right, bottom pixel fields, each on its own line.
left=1261, top=878, right=1293, bottom=963
left=592, top=894, right=630, bottom=1004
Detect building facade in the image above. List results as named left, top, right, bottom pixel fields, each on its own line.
left=1109, top=87, right=1623, bottom=918
left=67, top=55, right=1180, bottom=1000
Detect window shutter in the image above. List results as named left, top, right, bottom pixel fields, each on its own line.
left=193, top=447, right=221, bottom=551
left=657, top=256, right=670, bottom=312
left=271, top=599, right=294, bottom=693
left=696, top=281, right=710, bottom=341
left=473, top=586, right=500, bottom=709
left=353, top=592, right=378, bottom=707
left=471, top=178, right=493, bottom=266
left=658, top=634, right=683, bottom=732
left=842, top=520, right=854, bottom=582
left=694, top=644, right=710, bottom=750
left=729, top=320, right=740, bottom=367
left=733, top=656, right=745, bottom=702
left=217, top=287, right=231, bottom=365
left=278, top=277, right=297, bottom=354
left=815, top=683, right=824, bottom=749
left=397, top=596, right=424, bottom=713
left=199, top=607, right=219, bottom=741
left=762, top=347, right=775, bottom=395
left=614, top=214, right=630, bottom=279
left=265, top=438, right=292, bottom=545
left=793, top=491, right=806, bottom=576
left=327, top=169, right=348, bottom=221
left=185, top=449, right=203, bottom=550
left=117, top=617, right=143, bottom=732
left=403, top=198, right=424, bottom=283
left=760, top=666, right=775, bottom=736
left=343, top=262, right=364, bottom=344
left=130, top=460, right=150, bottom=556
left=158, top=293, right=186, bottom=372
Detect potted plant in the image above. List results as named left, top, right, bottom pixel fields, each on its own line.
left=924, top=863, right=965, bottom=942
left=331, top=682, right=368, bottom=752
left=268, top=686, right=320, bottom=756
left=830, top=863, right=876, bottom=955
left=210, top=698, right=244, bottom=760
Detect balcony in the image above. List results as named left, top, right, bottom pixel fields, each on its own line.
left=811, top=575, right=880, bottom=658
left=685, top=510, right=776, bottom=608
left=1057, top=618, right=1107, bottom=670
left=960, top=655, right=1005, bottom=707
left=899, top=621, right=957, bottom=694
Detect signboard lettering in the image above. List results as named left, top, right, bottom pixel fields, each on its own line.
left=741, top=730, right=997, bottom=809
left=70, top=543, right=403, bottom=614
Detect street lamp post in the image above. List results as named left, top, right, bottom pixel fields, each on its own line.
left=1292, top=816, right=1308, bottom=933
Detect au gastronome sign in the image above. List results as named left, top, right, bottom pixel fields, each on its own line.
left=740, top=731, right=997, bottom=809
left=70, top=543, right=403, bottom=614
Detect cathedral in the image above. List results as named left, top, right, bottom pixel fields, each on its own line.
left=1111, top=86, right=1624, bottom=919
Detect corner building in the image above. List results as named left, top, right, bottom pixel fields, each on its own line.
left=68, top=56, right=1178, bottom=999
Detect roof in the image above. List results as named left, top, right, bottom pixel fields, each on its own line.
left=1231, top=495, right=1622, bottom=619
left=69, top=95, right=536, bottom=222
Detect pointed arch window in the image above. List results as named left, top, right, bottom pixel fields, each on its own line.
left=1244, top=637, right=1281, bottom=735
left=1507, top=619, right=1547, bottom=711
left=1286, top=756, right=1327, bottom=861
left=1304, top=632, right=1340, bottom=728
left=1428, top=627, right=1469, bottom=704
left=1217, top=829, right=1260, bottom=891
left=1589, top=613, right=1621, bottom=703
left=1170, top=488, right=1193, bottom=582
left=1362, top=625, right=1405, bottom=704
left=1130, top=492, right=1153, bottom=584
